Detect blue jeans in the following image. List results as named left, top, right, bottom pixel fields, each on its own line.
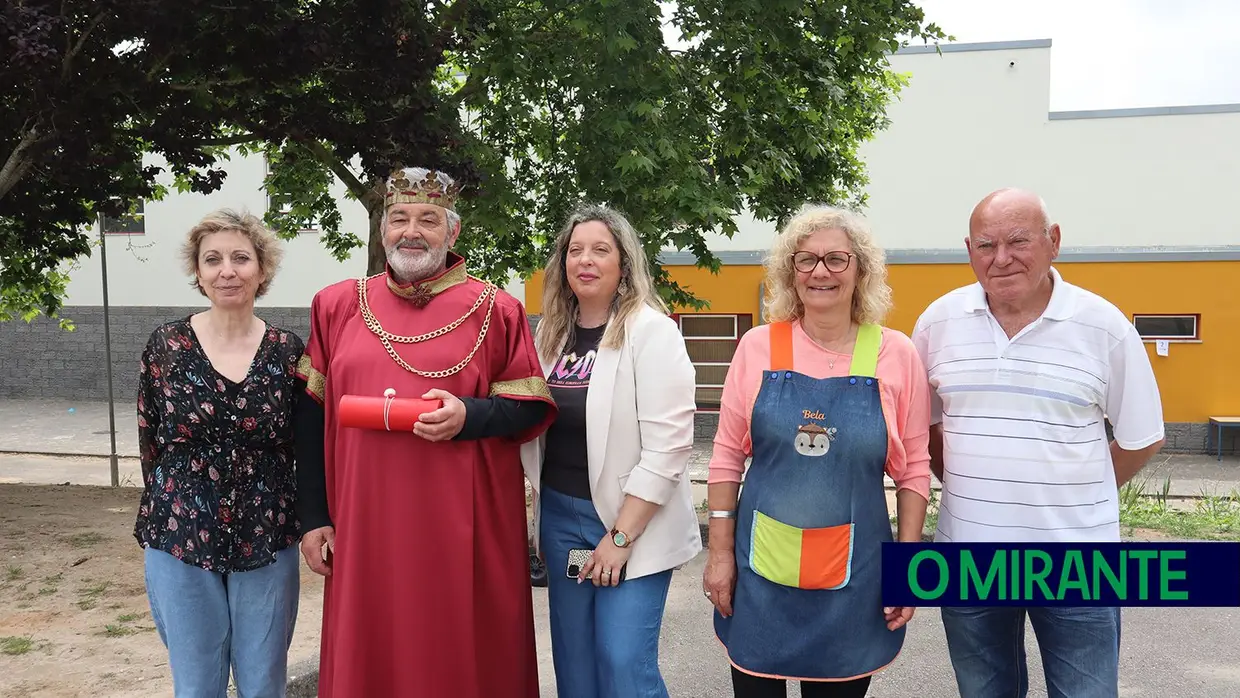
left=940, top=606, right=1122, bottom=698
left=539, top=485, right=674, bottom=698
left=144, top=546, right=300, bottom=698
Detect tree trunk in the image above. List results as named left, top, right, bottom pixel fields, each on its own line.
left=0, top=126, right=44, bottom=201
left=366, top=200, right=386, bottom=275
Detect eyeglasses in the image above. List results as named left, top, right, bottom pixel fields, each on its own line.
left=791, top=251, right=854, bottom=274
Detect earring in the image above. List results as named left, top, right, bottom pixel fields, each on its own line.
left=617, top=279, right=629, bottom=296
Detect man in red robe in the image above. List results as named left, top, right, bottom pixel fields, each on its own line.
left=293, top=166, right=556, bottom=697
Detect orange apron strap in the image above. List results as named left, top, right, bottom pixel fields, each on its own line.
left=769, top=321, right=794, bottom=371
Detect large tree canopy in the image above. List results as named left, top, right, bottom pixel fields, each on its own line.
left=0, top=0, right=945, bottom=323
left=451, top=0, right=945, bottom=306
left=0, top=0, right=322, bottom=325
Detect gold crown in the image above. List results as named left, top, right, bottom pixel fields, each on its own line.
left=384, top=167, right=463, bottom=211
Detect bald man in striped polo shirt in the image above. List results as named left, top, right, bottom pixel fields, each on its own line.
left=911, top=188, right=1166, bottom=698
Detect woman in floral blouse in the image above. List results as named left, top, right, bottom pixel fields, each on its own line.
left=135, top=209, right=305, bottom=697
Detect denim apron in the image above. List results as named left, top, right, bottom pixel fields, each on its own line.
left=714, top=321, right=904, bottom=680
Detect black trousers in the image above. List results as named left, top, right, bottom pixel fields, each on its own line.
left=731, top=667, right=873, bottom=698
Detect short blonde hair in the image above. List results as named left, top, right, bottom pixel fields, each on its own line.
left=535, top=203, right=667, bottom=363
left=762, top=204, right=892, bottom=325
left=181, top=209, right=283, bottom=299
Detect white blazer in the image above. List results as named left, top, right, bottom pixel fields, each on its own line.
left=521, top=304, right=703, bottom=580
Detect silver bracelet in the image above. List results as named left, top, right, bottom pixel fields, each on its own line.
left=708, top=510, right=737, bottom=519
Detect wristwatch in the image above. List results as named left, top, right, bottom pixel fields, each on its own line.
left=610, top=528, right=634, bottom=548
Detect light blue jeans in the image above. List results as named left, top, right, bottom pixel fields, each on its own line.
left=144, top=546, right=300, bottom=698
left=539, top=485, right=674, bottom=698
left=941, top=605, right=1122, bottom=698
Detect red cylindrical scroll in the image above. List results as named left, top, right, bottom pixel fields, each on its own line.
left=338, top=393, right=443, bottom=432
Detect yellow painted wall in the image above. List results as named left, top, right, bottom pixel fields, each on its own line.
left=525, top=261, right=1240, bottom=423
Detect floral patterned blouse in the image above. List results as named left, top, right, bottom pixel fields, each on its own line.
left=134, top=317, right=306, bottom=574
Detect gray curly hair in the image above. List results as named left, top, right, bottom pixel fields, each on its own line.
left=762, top=203, right=892, bottom=325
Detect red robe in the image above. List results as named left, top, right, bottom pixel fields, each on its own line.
left=296, top=253, right=556, bottom=698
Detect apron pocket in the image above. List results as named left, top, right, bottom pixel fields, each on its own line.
left=749, top=510, right=853, bottom=590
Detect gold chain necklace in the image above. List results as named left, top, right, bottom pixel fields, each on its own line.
left=356, top=274, right=498, bottom=378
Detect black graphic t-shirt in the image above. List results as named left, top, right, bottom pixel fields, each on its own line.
left=542, top=324, right=607, bottom=500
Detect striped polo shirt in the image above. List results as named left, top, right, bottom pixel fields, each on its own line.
left=912, top=267, right=1165, bottom=543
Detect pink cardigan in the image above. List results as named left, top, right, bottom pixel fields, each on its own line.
left=706, top=322, right=933, bottom=501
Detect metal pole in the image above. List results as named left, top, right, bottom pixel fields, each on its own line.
left=99, top=222, right=120, bottom=487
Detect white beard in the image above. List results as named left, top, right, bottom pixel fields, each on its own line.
left=386, top=242, right=449, bottom=284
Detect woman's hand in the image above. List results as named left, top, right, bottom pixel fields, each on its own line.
left=703, top=548, right=737, bottom=617
left=884, top=606, right=915, bottom=631
left=578, top=535, right=633, bottom=587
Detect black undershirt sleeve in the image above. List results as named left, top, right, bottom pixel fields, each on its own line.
left=455, top=397, right=550, bottom=441
left=294, top=395, right=332, bottom=531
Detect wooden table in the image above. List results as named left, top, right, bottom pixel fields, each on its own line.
left=1208, top=416, right=1240, bottom=461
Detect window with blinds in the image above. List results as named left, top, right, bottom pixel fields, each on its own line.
left=674, top=313, right=754, bottom=409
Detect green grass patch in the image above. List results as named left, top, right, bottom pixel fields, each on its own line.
left=0, top=636, right=33, bottom=656
left=80, top=581, right=110, bottom=597
left=1119, top=478, right=1240, bottom=541
left=104, top=611, right=152, bottom=637
left=61, top=532, right=106, bottom=548
left=76, top=580, right=111, bottom=610
left=889, top=479, right=1240, bottom=541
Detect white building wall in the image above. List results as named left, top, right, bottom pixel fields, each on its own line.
left=707, top=39, right=1240, bottom=253
left=60, top=153, right=527, bottom=307
left=56, top=39, right=1240, bottom=308
left=62, top=152, right=364, bottom=308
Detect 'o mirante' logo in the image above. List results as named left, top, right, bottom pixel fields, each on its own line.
left=880, top=542, right=1240, bottom=608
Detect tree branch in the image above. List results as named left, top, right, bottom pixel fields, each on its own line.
left=434, top=0, right=473, bottom=52
left=61, top=10, right=108, bottom=83
left=146, top=50, right=176, bottom=80
left=454, top=74, right=487, bottom=105
left=299, top=139, right=380, bottom=208
left=169, top=78, right=253, bottom=92
left=195, top=133, right=261, bottom=147
left=0, top=123, right=52, bottom=201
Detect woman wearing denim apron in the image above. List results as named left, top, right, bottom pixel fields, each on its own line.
left=703, top=205, right=934, bottom=698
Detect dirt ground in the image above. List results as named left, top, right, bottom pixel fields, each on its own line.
left=0, top=483, right=325, bottom=698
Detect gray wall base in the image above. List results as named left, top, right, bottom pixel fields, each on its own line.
left=0, top=306, right=311, bottom=402
left=1164, top=422, right=1239, bottom=456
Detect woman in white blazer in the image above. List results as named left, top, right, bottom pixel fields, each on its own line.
left=522, top=203, right=702, bottom=698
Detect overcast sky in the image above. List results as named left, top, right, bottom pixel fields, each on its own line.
left=662, top=1, right=1240, bottom=112
left=908, top=0, right=1240, bottom=110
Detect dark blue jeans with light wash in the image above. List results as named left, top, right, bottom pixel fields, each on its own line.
left=539, top=485, right=674, bottom=698
left=144, top=545, right=300, bottom=698
left=940, top=605, right=1122, bottom=698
